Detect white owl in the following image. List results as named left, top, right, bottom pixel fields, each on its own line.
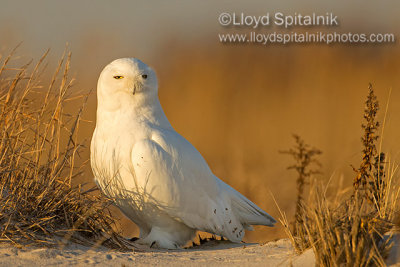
left=90, top=58, right=276, bottom=249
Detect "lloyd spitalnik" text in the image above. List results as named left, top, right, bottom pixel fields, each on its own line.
left=227, top=12, right=339, bottom=28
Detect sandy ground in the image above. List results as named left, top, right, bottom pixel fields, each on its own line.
left=0, top=239, right=312, bottom=267
left=0, top=237, right=398, bottom=267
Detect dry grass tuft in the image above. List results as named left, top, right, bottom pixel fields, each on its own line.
left=280, top=85, right=399, bottom=266
left=0, top=47, right=128, bottom=249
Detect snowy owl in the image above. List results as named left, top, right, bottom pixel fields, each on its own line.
left=90, top=58, right=276, bottom=249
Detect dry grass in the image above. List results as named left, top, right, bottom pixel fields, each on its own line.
left=0, top=47, right=128, bottom=249
left=279, top=85, right=399, bottom=266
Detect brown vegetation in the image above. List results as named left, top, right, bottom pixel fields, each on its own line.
left=0, top=47, right=127, bottom=249
left=280, top=135, right=322, bottom=252
left=279, top=85, right=399, bottom=266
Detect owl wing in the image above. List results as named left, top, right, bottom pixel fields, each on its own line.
left=131, top=128, right=275, bottom=242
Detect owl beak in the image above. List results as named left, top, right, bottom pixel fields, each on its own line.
left=132, top=80, right=142, bottom=95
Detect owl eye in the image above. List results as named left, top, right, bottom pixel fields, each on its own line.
left=113, top=75, right=124, bottom=79
left=141, top=74, right=148, bottom=79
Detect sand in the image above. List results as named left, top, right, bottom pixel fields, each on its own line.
left=0, top=237, right=398, bottom=267
left=0, top=239, right=311, bottom=267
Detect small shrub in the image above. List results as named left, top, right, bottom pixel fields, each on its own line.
left=280, top=135, right=322, bottom=252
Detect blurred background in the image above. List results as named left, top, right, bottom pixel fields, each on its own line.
left=1, top=0, right=399, bottom=242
